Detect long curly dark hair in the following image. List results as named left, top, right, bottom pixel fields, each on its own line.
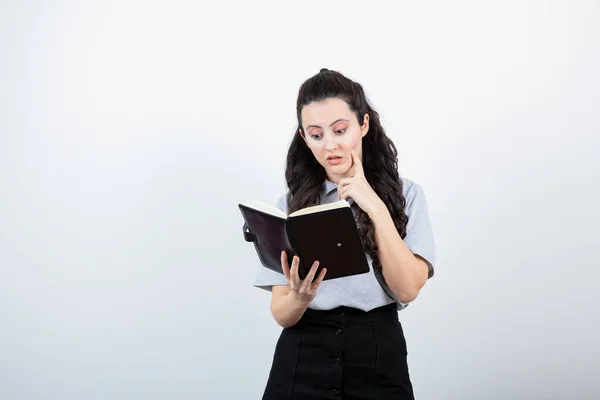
left=285, top=68, right=408, bottom=271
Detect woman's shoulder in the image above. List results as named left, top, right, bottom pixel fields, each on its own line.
left=399, top=177, right=431, bottom=214
left=400, top=177, right=424, bottom=198
left=274, top=191, right=291, bottom=214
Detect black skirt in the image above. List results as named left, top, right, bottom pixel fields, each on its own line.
left=261, top=303, right=415, bottom=400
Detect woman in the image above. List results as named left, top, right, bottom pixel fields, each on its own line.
left=253, top=68, right=436, bottom=399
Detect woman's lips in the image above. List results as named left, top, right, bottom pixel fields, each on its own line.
left=327, top=155, right=343, bottom=165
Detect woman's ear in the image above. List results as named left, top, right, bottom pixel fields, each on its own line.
left=299, top=128, right=308, bottom=144
left=361, top=113, right=370, bottom=137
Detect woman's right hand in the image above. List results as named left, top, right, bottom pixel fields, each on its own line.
left=281, top=251, right=327, bottom=305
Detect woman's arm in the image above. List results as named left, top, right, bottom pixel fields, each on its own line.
left=337, top=151, right=433, bottom=304
left=269, top=252, right=327, bottom=328
left=370, top=207, right=429, bottom=303
left=270, top=286, right=310, bottom=328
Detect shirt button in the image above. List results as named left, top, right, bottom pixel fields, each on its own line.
left=332, top=388, right=340, bottom=395
left=334, top=357, right=341, bottom=364
left=335, top=329, right=343, bottom=335
left=337, top=312, right=345, bottom=318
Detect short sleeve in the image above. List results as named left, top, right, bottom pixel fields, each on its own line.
left=402, top=180, right=436, bottom=278
left=252, top=192, right=290, bottom=292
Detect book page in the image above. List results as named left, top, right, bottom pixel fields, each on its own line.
left=288, top=199, right=350, bottom=217
left=239, top=200, right=287, bottom=218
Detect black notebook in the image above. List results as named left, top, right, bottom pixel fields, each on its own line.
left=239, top=198, right=370, bottom=281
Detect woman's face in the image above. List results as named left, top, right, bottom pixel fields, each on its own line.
left=300, top=98, right=369, bottom=184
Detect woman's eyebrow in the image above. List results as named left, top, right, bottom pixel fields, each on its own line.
left=306, top=118, right=349, bottom=129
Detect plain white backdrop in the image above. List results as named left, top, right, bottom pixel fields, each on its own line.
left=1, top=1, right=599, bottom=399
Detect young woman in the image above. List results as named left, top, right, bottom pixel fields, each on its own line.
left=253, top=68, right=436, bottom=400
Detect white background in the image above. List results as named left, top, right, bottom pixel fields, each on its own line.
left=1, top=1, right=599, bottom=399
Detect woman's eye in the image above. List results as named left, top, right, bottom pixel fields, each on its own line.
left=335, top=128, right=346, bottom=134
left=311, top=133, right=322, bottom=140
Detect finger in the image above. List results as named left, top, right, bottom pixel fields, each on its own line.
left=351, top=149, right=364, bottom=177
left=281, top=251, right=291, bottom=282
left=290, top=255, right=301, bottom=287
left=337, top=184, right=345, bottom=199
left=312, top=267, right=327, bottom=287
left=338, top=178, right=352, bottom=187
left=338, top=178, right=351, bottom=199
left=339, top=185, right=351, bottom=200
left=302, top=261, right=320, bottom=286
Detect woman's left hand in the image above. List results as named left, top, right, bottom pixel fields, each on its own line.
left=338, top=150, right=387, bottom=217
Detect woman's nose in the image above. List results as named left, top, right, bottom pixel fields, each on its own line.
left=324, top=134, right=338, bottom=151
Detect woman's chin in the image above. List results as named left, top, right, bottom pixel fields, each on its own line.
left=324, top=163, right=351, bottom=178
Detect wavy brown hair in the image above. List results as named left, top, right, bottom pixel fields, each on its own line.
left=285, top=68, right=408, bottom=271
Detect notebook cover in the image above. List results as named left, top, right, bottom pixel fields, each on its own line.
left=285, top=206, right=369, bottom=281
left=239, top=204, right=295, bottom=275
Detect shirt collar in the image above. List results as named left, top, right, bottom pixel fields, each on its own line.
left=322, top=179, right=354, bottom=205
left=323, top=179, right=338, bottom=196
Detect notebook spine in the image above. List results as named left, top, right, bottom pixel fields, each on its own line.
left=284, top=219, right=308, bottom=280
